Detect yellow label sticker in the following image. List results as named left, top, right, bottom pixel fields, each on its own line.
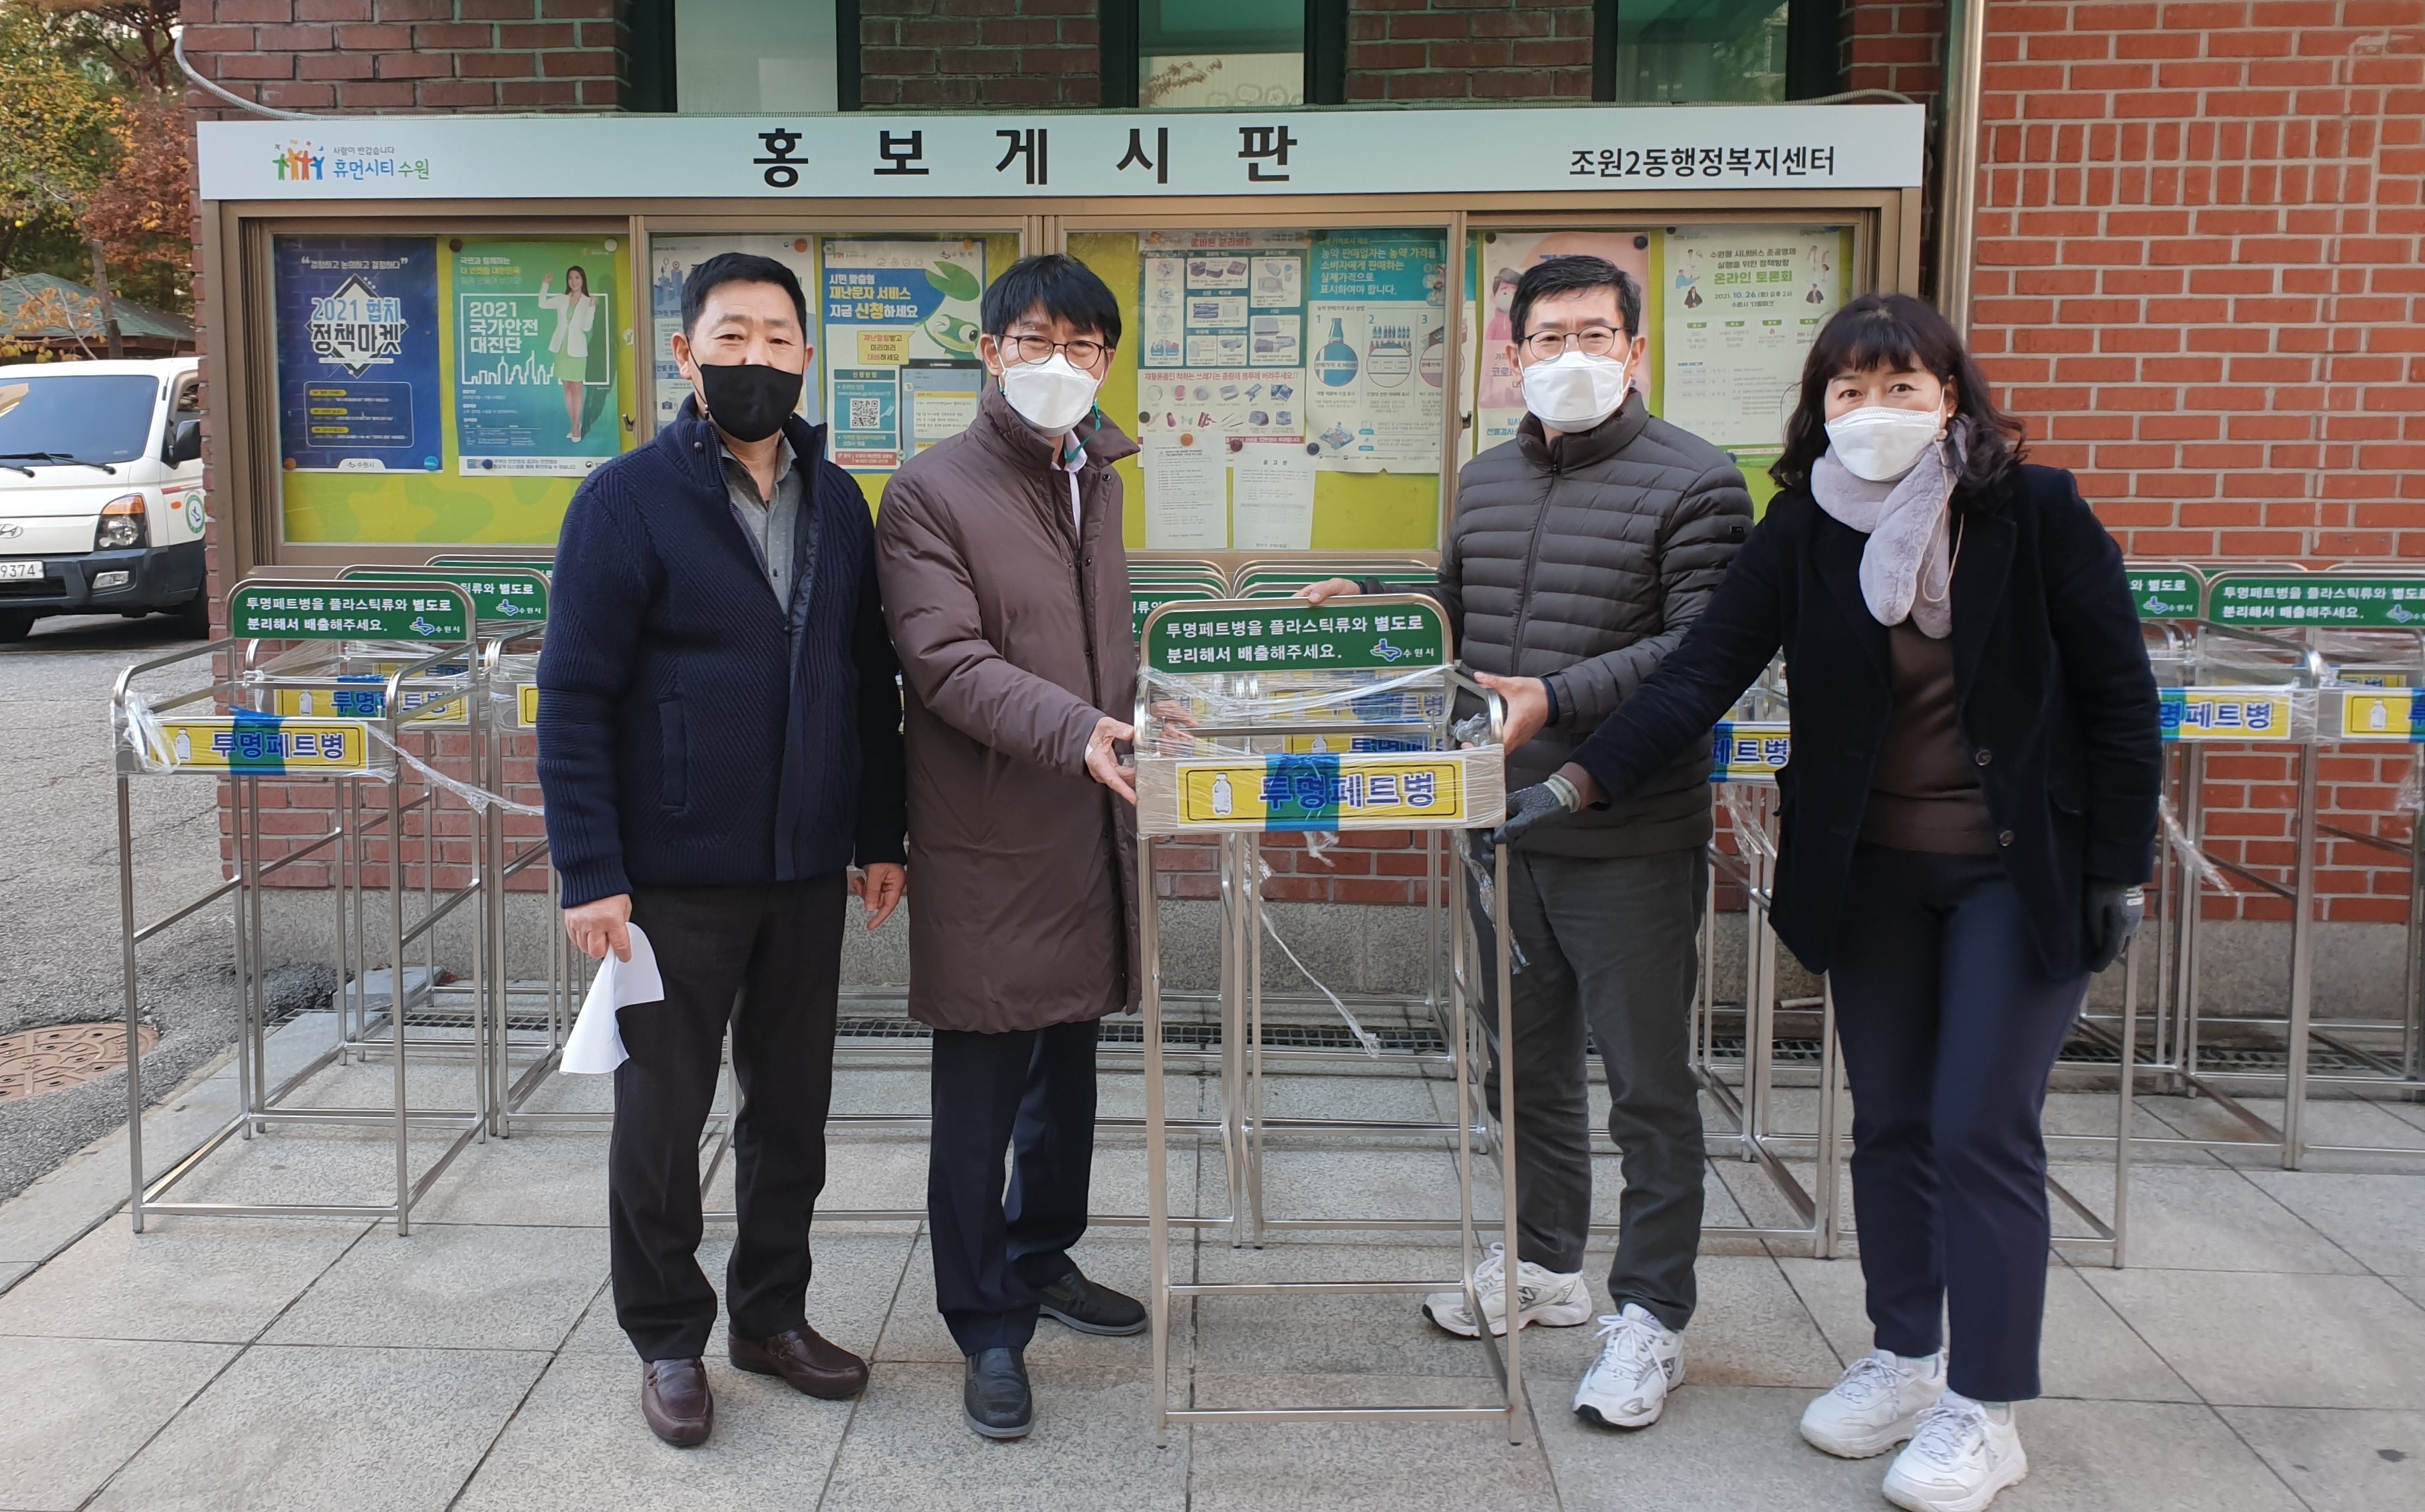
left=270, top=685, right=467, bottom=725
left=2162, top=690, right=2295, bottom=741
left=156, top=719, right=369, bottom=771
left=518, top=683, right=539, bottom=727
left=1174, top=754, right=1468, bottom=829
left=2342, top=690, right=2420, bottom=741
left=856, top=330, right=910, bottom=366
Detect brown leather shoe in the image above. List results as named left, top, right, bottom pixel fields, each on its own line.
left=729, top=1324, right=870, bottom=1400
left=640, top=1358, right=712, bottom=1447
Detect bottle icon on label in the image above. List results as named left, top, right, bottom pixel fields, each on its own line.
left=1315, top=318, right=1359, bottom=388
left=1210, top=772, right=1235, bottom=818
left=1367, top=323, right=1412, bottom=390
left=2370, top=698, right=2389, bottom=731
left=1420, top=324, right=1446, bottom=389
left=173, top=729, right=192, bottom=763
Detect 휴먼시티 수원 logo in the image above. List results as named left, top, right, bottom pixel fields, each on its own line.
left=273, top=141, right=324, bottom=182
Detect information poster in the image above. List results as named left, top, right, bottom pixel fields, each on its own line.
left=451, top=237, right=625, bottom=476
left=1232, top=443, right=1318, bottom=549
left=277, top=233, right=636, bottom=546
left=273, top=236, right=442, bottom=473
left=1136, top=229, right=1309, bottom=451
left=648, top=234, right=821, bottom=429
left=1305, top=230, right=1448, bottom=471
left=1140, top=434, right=1227, bottom=549
left=820, top=238, right=987, bottom=471
left=1663, top=226, right=1847, bottom=449
left=1470, top=230, right=1655, bottom=454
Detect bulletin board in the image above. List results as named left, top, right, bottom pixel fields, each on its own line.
left=195, top=106, right=1925, bottom=575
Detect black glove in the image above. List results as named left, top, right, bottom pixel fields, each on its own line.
left=1489, top=777, right=1580, bottom=848
left=2083, top=880, right=2145, bottom=973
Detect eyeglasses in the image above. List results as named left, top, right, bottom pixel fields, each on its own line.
left=1000, top=334, right=1110, bottom=367
left=1517, top=326, right=1626, bottom=361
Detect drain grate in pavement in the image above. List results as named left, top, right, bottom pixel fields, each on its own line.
left=0, top=1022, right=158, bottom=1101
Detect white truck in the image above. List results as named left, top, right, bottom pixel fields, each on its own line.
left=0, top=356, right=208, bottom=642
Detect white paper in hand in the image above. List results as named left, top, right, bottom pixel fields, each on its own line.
left=560, top=922, right=663, bottom=1075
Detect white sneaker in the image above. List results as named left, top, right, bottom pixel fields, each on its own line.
left=1571, top=1303, right=1685, bottom=1429
left=1800, top=1348, right=1948, bottom=1458
left=1881, top=1394, right=2028, bottom=1512
left=1420, top=1243, right=1593, bottom=1338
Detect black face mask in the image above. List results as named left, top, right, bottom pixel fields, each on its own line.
left=696, top=361, right=803, bottom=443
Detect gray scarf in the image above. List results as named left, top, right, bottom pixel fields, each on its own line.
left=1809, top=426, right=1964, bottom=638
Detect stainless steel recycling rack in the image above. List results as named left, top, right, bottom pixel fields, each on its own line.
left=1128, top=592, right=1528, bottom=1440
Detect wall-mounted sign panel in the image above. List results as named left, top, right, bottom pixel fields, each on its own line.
left=199, top=106, right=1926, bottom=201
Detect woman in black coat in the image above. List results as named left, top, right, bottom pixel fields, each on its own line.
left=1498, top=293, right=2160, bottom=1512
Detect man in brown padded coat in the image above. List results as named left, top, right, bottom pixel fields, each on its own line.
left=874, top=253, right=1148, bottom=1442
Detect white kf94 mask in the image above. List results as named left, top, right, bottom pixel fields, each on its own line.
left=1825, top=404, right=1947, bottom=482
left=1520, top=350, right=1630, bottom=432
left=1000, top=352, right=1102, bottom=434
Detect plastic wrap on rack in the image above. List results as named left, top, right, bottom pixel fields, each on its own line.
left=1140, top=663, right=1450, bottom=757
left=2158, top=792, right=2234, bottom=894
left=1458, top=831, right=1525, bottom=973
left=362, top=723, right=545, bottom=815
left=489, top=651, right=541, bottom=728
left=1253, top=853, right=1382, bottom=1055
left=112, top=690, right=397, bottom=778
left=246, top=639, right=475, bottom=683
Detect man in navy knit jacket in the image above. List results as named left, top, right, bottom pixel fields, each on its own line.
left=537, top=253, right=906, bottom=1449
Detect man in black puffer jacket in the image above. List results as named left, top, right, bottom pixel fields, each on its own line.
left=1303, top=255, right=1750, bottom=1432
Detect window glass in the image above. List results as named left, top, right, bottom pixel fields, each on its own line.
left=1071, top=227, right=1447, bottom=555
left=0, top=374, right=158, bottom=465
left=271, top=233, right=639, bottom=545
left=1465, top=223, right=1854, bottom=514
left=665, top=231, right=1021, bottom=509
left=678, top=0, right=838, bottom=113
left=1140, top=0, right=1305, bottom=109
left=1614, top=0, right=1792, bottom=104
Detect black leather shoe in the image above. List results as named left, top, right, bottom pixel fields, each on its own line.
left=640, top=1358, right=712, bottom=1447
left=963, top=1347, right=1033, bottom=1440
left=1036, top=1267, right=1148, bottom=1336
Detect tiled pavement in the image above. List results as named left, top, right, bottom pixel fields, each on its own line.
left=1, top=1037, right=2422, bottom=1512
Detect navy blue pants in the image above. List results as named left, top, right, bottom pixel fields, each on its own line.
left=927, top=1019, right=1101, bottom=1354
left=1828, top=846, right=2089, bottom=1403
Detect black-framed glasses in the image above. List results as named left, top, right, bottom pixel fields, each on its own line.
left=1001, top=334, right=1110, bottom=367
left=1517, top=326, right=1625, bottom=361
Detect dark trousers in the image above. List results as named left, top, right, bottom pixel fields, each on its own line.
left=927, top=1019, right=1101, bottom=1355
left=610, top=875, right=844, bottom=1362
left=1473, top=845, right=1708, bottom=1332
left=1829, top=845, right=2089, bottom=1403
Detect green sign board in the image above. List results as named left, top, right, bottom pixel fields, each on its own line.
left=227, top=582, right=471, bottom=642
left=426, top=556, right=554, bottom=574
left=2207, top=574, right=2425, bottom=629
left=1132, top=584, right=1221, bottom=642
left=1144, top=598, right=1448, bottom=674
left=341, top=567, right=549, bottom=624
left=2125, top=563, right=2202, bottom=620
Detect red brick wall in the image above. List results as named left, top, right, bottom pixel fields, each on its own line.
left=1346, top=0, right=1595, bottom=102
left=1843, top=0, right=1946, bottom=100
left=858, top=0, right=1102, bottom=108
left=1972, top=0, right=2425, bottom=922
left=179, top=1, right=621, bottom=896
left=177, top=0, right=627, bottom=114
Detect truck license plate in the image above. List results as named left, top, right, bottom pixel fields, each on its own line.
left=0, top=561, right=43, bottom=582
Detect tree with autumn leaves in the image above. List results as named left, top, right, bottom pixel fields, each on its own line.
left=0, top=0, right=190, bottom=342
